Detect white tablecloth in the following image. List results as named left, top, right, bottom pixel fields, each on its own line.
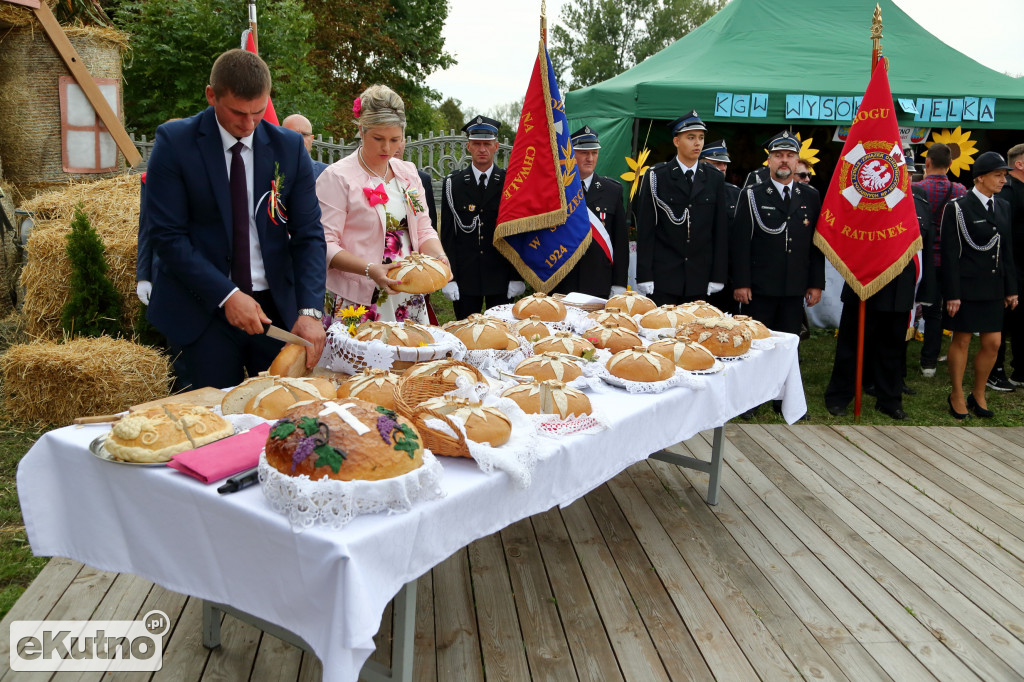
left=18, top=335, right=804, bottom=682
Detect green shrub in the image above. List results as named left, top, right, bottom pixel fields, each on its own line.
left=60, top=205, right=123, bottom=338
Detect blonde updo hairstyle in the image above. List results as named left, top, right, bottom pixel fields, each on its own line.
left=356, top=84, right=406, bottom=133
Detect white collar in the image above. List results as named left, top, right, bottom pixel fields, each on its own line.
left=472, top=164, right=495, bottom=182
left=972, top=186, right=994, bottom=206
left=581, top=174, right=594, bottom=189
left=675, top=158, right=699, bottom=175
left=772, top=177, right=795, bottom=196
left=216, top=120, right=254, bottom=152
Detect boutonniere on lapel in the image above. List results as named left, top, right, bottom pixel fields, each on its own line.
left=260, top=163, right=288, bottom=224
left=363, top=184, right=388, bottom=207
left=400, top=181, right=426, bottom=217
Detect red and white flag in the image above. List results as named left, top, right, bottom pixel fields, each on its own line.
left=241, top=29, right=278, bottom=126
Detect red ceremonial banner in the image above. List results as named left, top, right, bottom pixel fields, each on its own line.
left=242, top=29, right=278, bottom=126
left=814, top=60, right=921, bottom=300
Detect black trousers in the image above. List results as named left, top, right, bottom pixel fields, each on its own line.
left=993, top=302, right=1024, bottom=378
left=742, top=294, right=804, bottom=336
left=825, top=303, right=907, bottom=412
left=179, top=290, right=285, bottom=390
left=454, top=294, right=511, bottom=320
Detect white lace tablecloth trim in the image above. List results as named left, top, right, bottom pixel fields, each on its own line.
left=531, top=409, right=610, bottom=440
left=322, top=324, right=466, bottom=374
left=463, top=333, right=535, bottom=374
left=258, top=450, right=446, bottom=531
left=598, top=366, right=705, bottom=393
left=481, top=349, right=611, bottom=393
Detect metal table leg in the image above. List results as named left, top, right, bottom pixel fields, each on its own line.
left=650, top=425, right=725, bottom=505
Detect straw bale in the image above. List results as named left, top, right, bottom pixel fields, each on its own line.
left=0, top=24, right=127, bottom=188
left=0, top=311, right=26, bottom=355
left=0, top=336, right=171, bottom=426
left=0, top=1, right=57, bottom=28
left=0, top=178, right=19, bottom=316
left=20, top=174, right=141, bottom=339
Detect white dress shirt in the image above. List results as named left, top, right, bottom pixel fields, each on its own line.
left=216, top=121, right=268, bottom=299
left=472, top=164, right=495, bottom=188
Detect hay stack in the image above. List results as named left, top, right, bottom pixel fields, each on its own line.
left=0, top=179, right=19, bottom=317
left=20, top=174, right=140, bottom=339
left=0, top=24, right=128, bottom=192
left=0, top=1, right=57, bottom=28
left=0, top=336, right=170, bottom=426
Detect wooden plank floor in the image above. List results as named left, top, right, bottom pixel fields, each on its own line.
left=3, top=425, right=1024, bottom=681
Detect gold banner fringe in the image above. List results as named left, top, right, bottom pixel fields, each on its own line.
left=813, top=232, right=923, bottom=301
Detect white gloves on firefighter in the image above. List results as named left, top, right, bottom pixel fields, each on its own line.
left=441, top=282, right=460, bottom=301
left=609, top=285, right=627, bottom=297
left=706, top=282, right=725, bottom=295
left=636, top=281, right=654, bottom=295
left=136, top=280, right=152, bottom=305
left=507, top=280, right=526, bottom=299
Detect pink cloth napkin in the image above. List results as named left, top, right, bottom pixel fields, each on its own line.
left=167, top=423, right=271, bottom=484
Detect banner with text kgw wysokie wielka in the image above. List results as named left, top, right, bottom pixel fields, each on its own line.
left=815, top=59, right=921, bottom=299
left=494, top=41, right=591, bottom=293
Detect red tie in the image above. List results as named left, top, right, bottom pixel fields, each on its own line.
left=230, top=141, right=252, bottom=294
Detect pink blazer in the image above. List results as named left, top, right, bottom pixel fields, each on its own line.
left=316, top=152, right=441, bottom=304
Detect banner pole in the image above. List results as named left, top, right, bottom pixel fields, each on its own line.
left=249, top=1, right=258, bottom=54
left=855, top=4, right=883, bottom=421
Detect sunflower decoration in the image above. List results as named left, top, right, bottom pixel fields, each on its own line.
left=923, top=126, right=978, bottom=177
left=621, top=147, right=651, bottom=201
left=761, top=133, right=819, bottom=173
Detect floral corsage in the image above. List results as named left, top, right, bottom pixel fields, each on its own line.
left=261, top=162, right=288, bottom=225
left=401, top=181, right=426, bottom=217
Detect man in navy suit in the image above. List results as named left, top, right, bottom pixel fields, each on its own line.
left=145, top=49, right=326, bottom=389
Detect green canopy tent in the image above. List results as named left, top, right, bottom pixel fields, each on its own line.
left=565, top=0, right=1024, bottom=191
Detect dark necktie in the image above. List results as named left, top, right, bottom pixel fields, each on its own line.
left=987, top=198, right=995, bottom=217
left=684, top=169, right=694, bottom=188
left=582, top=179, right=589, bottom=198
left=478, top=172, right=487, bottom=191
left=783, top=185, right=791, bottom=211
left=229, top=141, right=252, bottom=295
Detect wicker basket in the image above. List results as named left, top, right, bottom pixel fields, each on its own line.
left=408, top=405, right=471, bottom=459
left=551, top=293, right=604, bottom=312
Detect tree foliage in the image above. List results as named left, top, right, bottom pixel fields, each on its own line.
left=550, top=0, right=724, bottom=89
left=112, top=0, right=330, bottom=134
left=61, top=206, right=123, bottom=339
left=304, top=0, right=454, bottom=139
left=437, top=98, right=464, bottom=134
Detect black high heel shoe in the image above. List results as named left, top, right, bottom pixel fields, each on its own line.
left=966, top=393, right=994, bottom=418
left=948, top=395, right=968, bottom=420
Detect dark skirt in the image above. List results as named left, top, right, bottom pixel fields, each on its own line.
left=943, top=299, right=1005, bottom=333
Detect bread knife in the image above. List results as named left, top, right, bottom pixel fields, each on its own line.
left=264, top=324, right=313, bottom=347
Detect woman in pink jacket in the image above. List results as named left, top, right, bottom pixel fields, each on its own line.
left=316, top=84, right=448, bottom=323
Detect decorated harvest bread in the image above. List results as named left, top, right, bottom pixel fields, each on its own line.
left=501, top=380, right=591, bottom=418
left=513, top=315, right=551, bottom=342
left=532, top=331, right=595, bottom=357
left=448, top=316, right=519, bottom=351
left=648, top=338, right=716, bottom=370
left=403, top=359, right=485, bottom=384
left=679, top=300, right=724, bottom=319
left=417, top=396, right=512, bottom=447
left=387, top=252, right=451, bottom=294
left=584, top=323, right=643, bottom=354
left=732, top=314, right=771, bottom=340
left=511, top=292, right=567, bottom=321
left=268, top=343, right=310, bottom=377
left=638, top=305, right=698, bottom=330
left=515, top=352, right=583, bottom=382
left=677, top=318, right=753, bottom=357
left=222, top=376, right=336, bottom=419
left=586, top=307, right=639, bottom=332
left=106, top=404, right=232, bottom=463
left=606, top=290, right=656, bottom=316
left=337, top=369, right=401, bottom=409
left=607, top=346, right=675, bottom=382
left=265, top=399, right=423, bottom=481
left=354, top=321, right=434, bottom=347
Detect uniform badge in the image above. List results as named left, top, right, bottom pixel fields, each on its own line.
left=839, top=141, right=908, bottom=209
left=804, top=218, right=810, bottom=226
left=468, top=204, right=476, bottom=212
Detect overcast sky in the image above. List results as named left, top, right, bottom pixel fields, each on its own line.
left=424, top=0, right=1024, bottom=115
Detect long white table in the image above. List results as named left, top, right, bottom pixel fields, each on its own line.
left=18, top=334, right=805, bottom=682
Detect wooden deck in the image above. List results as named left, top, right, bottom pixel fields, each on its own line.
left=3, top=424, right=1024, bottom=681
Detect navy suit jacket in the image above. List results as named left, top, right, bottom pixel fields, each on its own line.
left=145, top=107, right=325, bottom=346
left=136, top=175, right=154, bottom=282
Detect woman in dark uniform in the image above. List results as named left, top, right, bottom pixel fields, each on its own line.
left=942, top=151, right=1019, bottom=418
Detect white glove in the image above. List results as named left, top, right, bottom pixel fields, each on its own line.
left=610, top=285, right=627, bottom=297
left=636, top=281, right=654, bottom=295
left=136, top=280, right=152, bottom=305
left=441, top=281, right=460, bottom=301
left=916, top=301, right=932, bottom=307
left=507, top=280, right=526, bottom=298
left=707, top=282, right=725, bottom=295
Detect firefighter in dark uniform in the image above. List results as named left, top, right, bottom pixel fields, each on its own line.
left=742, top=166, right=771, bottom=190
left=700, top=139, right=740, bottom=219
left=552, top=125, right=629, bottom=298
left=731, top=130, right=825, bottom=335
left=825, top=182, right=936, bottom=420
left=439, top=116, right=524, bottom=319
left=634, top=110, right=728, bottom=306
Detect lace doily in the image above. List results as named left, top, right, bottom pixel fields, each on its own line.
left=750, top=337, right=777, bottom=351
left=322, top=324, right=466, bottom=374
left=530, top=409, right=610, bottom=440
left=686, top=359, right=726, bottom=375
left=463, top=333, right=535, bottom=374
left=484, top=304, right=593, bottom=335
left=422, top=391, right=541, bottom=489
left=719, top=351, right=754, bottom=362
left=258, top=450, right=445, bottom=531
left=598, top=366, right=705, bottom=393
